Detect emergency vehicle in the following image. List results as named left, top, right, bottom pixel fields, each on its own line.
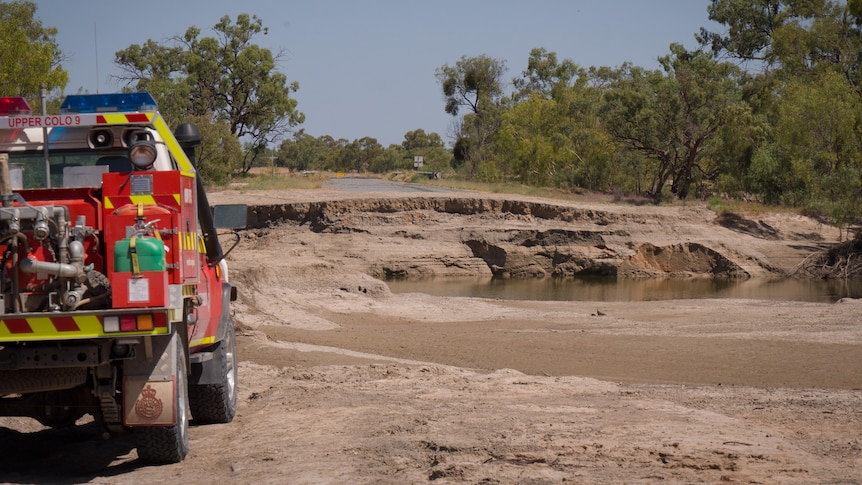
left=0, top=92, right=243, bottom=463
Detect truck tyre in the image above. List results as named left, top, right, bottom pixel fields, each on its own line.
left=189, top=317, right=238, bottom=423
left=136, top=343, right=190, bottom=464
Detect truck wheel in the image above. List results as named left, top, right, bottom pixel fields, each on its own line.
left=189, top=317, right=238, bottom=423
left=136, top=343, right=190, bottom=464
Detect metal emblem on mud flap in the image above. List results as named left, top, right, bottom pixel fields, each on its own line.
left=134, top=384, right=164, bottom=420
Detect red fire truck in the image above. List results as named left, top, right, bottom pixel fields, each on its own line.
left=0, top=92, right=243, bottom=463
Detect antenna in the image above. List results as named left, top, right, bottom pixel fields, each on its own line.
left=94, top=22, right=100, bottom=94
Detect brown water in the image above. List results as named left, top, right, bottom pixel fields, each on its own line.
left=386, top=276, right=862, bottom=303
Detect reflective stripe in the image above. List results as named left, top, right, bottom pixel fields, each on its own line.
left=152, top=115, right=195, bottom=174
left=189, top=335, right=216, bottom=348
left=95, top=113, right=154, bottom=125
left=104, top=194, right=179, bottom=210
left=174, top=233, right=199, bottom=252
left=0, top=314, right=168, bottom=341
left=130, top=195, right=157, bottom=206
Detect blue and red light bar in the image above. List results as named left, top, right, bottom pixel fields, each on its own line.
left=60, top=92, right=158, bottom=114
left=0, top=97, right=32, bottom=116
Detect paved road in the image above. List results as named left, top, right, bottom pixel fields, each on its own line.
left=324, top=176, right=467, bottom=194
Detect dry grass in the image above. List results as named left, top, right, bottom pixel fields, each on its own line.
left=208, top=170, right=329, bottom=192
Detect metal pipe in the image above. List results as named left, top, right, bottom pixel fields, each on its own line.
left=41, top=84, right=50, bottom=189
left=0, top=152, right=13, bottom=207
left=20, top=258, right=82, bottom=280
left=9, top=233, right=26, bottom=313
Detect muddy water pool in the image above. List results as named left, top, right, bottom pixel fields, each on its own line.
left=386, top=276, right=862, bottom=303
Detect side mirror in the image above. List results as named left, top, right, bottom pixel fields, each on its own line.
left=213, top=204, right=248, bottom=230
left=212, top=204, right=247, bottom=264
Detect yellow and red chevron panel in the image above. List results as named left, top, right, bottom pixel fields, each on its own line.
left=0, top=312, right=168, bottom=341
left=94, top=113, right=154, bottom=125
left=103, top=194, right=181, bottom=211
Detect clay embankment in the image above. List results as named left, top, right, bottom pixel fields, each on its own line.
left=230, top=193, right=831, bottom=280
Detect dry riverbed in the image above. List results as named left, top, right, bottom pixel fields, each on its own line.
left=1, top=182, right=860, bottom=484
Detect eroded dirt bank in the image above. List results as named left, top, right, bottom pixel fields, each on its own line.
left=224, top=190, right=833, bottom=280
left=1, top=184, right=860, bottom=484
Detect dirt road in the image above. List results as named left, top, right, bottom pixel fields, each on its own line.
left=1, top=179, right=860, bottom=484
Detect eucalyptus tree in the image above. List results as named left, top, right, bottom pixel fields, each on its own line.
left=512, top=47, right=584, bottom=101
left=436, top=55, right=507, bottom=173
left=700, top=0, right=862, bottom=93
left=600, top=44, right=745, bottom=201
left=775, top=71, right=862, bottom=230
left=278, top=131, right=332, bottom=172
left=402, top=129, right=445, bottom=150
left=115, top=13, right=304, bottom=175
left=701, top=0, right=862, bottom=226
left=188, top=115, right=243, bottom=185
left=499, top=48, right=616, bottom=190
left=496, top=89, right=614, bottom=190
left=401, top=129, right=450, bottom=173
left=0, top=1, right=67, bottom=101
left=335, top=137, right=384, bottom=173
left=697, top=0, right=784, bottom=66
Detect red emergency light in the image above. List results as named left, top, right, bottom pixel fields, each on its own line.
left=0, top=97, right=32, bottom=116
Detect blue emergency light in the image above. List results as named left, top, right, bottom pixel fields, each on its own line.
left=60, top=92, right=158, bottom=114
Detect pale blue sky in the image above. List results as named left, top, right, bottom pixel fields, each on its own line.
left=32, top=0, right=721, bottom=146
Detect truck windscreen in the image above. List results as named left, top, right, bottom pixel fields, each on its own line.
left=6, top=150, right=130, bottom=189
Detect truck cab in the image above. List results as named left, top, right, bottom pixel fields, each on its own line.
left=0, top=93, right=241, bottom=463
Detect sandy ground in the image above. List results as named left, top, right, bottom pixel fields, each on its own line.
left=1, top=180, right=860, bottom=484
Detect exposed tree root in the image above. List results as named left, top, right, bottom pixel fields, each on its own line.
left=792, top=232, right=862, bottom=278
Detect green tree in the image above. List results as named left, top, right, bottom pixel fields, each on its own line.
left=600, top=45, right=744, bottom=201
left=499, top=49, right=614, bottom=191
left=701, top=0, right=862, bottom=94
left=495, top=95, right=561, bottom=186
left=0, top=1, right=67, bottom=102
left=771, top=1, right=862, bottom=95
left=512, top=47, right=584, bottom=101
left=190, top=114, right=243, bottom=185
left=697, top=0, right=785, bottom=64
left=703, top=101, right=764, bottom=198
left=115, top=13, right=304, bottom=174
left=402, top=129, right=444, bottom=150
left=496, top=89, right=615, bottom=191
left=775, top=71, right=862, bottom=227
left=113, top=39, right=189, bottom=122
left=401, top=129, right=449, bottom=173
left=450, top=136, right=473, bottom=170
left=370, top=145, right=409, bottom=173
left=336, top=137, right=384, bottom=173
left=317, top=136, right=349, bottom=171
left=702, top=0, right=862, bottom=226
left=278, top=131, right=335, bottom=172
left=436, top=55, right=507, bottom=173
